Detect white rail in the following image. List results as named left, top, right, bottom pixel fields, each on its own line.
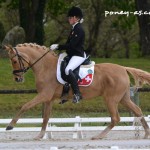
left=0, top=116, right=150, bottom=139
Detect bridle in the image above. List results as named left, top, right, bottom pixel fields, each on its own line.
left=11, top=47, right=49, bottom=76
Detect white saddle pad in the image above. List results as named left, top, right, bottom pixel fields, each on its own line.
left=57, top=52, right=95, bottom=87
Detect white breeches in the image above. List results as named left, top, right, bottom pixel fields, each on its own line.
left=65, top=53, right=86, bottom=75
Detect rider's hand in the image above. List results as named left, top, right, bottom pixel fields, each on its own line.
left=50, top=44, right=59, bottom=51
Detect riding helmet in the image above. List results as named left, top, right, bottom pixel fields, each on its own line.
left=67, top=6, right=83, bottom=19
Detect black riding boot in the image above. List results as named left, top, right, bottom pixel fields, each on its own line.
left=68, top=70, right=82, bottom=103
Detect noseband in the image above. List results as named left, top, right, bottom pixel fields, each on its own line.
left=12, top=47, right=49, bottom=76
left=12, top=48, right=30, bottom=76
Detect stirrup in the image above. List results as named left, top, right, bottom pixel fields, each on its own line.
left=72, top=94, right=82, bottom=103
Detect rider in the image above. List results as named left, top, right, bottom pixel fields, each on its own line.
left=50, top=6, right=86, bottom=103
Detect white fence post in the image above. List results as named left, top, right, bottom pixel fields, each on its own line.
left=48, top=122, right=53, bottom=139
left=72, top=116, right=83, bottom=139
left=73, top=116, right=80, bottom=139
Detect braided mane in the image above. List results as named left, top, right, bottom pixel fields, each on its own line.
left=17, top=43, right=48, bottom=51
left=16, top=43, right=57, bottom=56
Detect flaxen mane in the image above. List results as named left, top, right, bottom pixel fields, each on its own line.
left=17, top=43, right=48, bottom=50
left=16, top=43, right=57, bottom=56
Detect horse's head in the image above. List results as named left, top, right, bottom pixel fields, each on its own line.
left=4, top=45, right=30, bottom=82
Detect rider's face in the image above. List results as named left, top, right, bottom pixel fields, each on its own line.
left=68, top=16, right=79, bottom=25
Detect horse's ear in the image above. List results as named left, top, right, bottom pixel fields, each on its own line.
left=3, top=45, right=10, bottom=51
left=3, top=45, right=15, bottom=54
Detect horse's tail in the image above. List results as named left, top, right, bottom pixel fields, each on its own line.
left=125, top=67, right=150, bottom=87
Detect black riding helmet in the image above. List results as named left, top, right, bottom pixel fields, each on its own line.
left=67, top=6, right=83, bottom=19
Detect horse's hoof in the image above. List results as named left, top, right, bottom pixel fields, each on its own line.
left=91, top=136, right=99, bottom=140
left=91, top=135, right=103, bottom=140
left=91, top=137, right=97, bottom=140
left=143, top=134, right=149, bottom=139
left=6, top=126, right=13, bottom=130
left=34, top=135, right=43, bottom=140
left=34, top=134, right=44, bottom=140
left=34, top=137, right=41, bottom=141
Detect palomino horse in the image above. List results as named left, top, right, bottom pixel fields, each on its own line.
left=4, top=43, right=150, bottom=140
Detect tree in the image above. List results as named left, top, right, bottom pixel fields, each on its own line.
left=76, top=0, right=137, bottom=58
left=45, top=0, right=71, bottom=45
left=101, top=0, right=137, bottom=58
left=135, top=0, right=150, bottom=56
left=0, top=21, right=5, bottom=42
left=84, top=0, right=105, bottom=56
left=19, top=0, right=46, bottom=45
left=0, top=0, right=46, bottom=45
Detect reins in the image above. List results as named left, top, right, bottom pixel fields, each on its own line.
left=12, top=47, right=50, bottom=76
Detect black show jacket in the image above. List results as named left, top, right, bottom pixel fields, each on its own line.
left=58, top=23, right=85, bottom=57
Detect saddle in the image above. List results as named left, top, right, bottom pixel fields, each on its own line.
left=60, top=55, right=91, bottom=82
left=56, top=52, right=95, bottom=104
left=57, top=52, right=95, bottom=85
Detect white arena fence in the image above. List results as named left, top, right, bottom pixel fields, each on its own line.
left=0, top=116, right=150, bottom=139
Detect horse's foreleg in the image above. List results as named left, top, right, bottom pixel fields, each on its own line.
left=35, top=100, right=53, bottom=140
left=6, top=94, right=50, bottom=130
left=92, top=100, right=120, bottom=140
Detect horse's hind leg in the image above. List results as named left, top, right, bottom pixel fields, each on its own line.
left=121, top=93, right=150, bottom=139
left=92, top=99, right=120, bottom=140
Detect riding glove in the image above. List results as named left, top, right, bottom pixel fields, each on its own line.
left=50, top=44, right=59, bottom=51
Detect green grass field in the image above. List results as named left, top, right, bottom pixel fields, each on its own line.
left=0, top=58, right=150, bottom=118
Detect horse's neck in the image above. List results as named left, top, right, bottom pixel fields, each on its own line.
left=19, top=46, right=58, bottom=77
left=30, top=51, right=58, bottom=78
left=32, top=53, right=58, bottom=91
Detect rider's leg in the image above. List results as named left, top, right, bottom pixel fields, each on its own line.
left=65, top=56, right=86, bottom=75
left=68, top=69, right=82, bottom=103
left=65, top=56, right=86, bottom=103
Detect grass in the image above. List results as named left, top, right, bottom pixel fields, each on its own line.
left=0, top=57, right=150, bottom=118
